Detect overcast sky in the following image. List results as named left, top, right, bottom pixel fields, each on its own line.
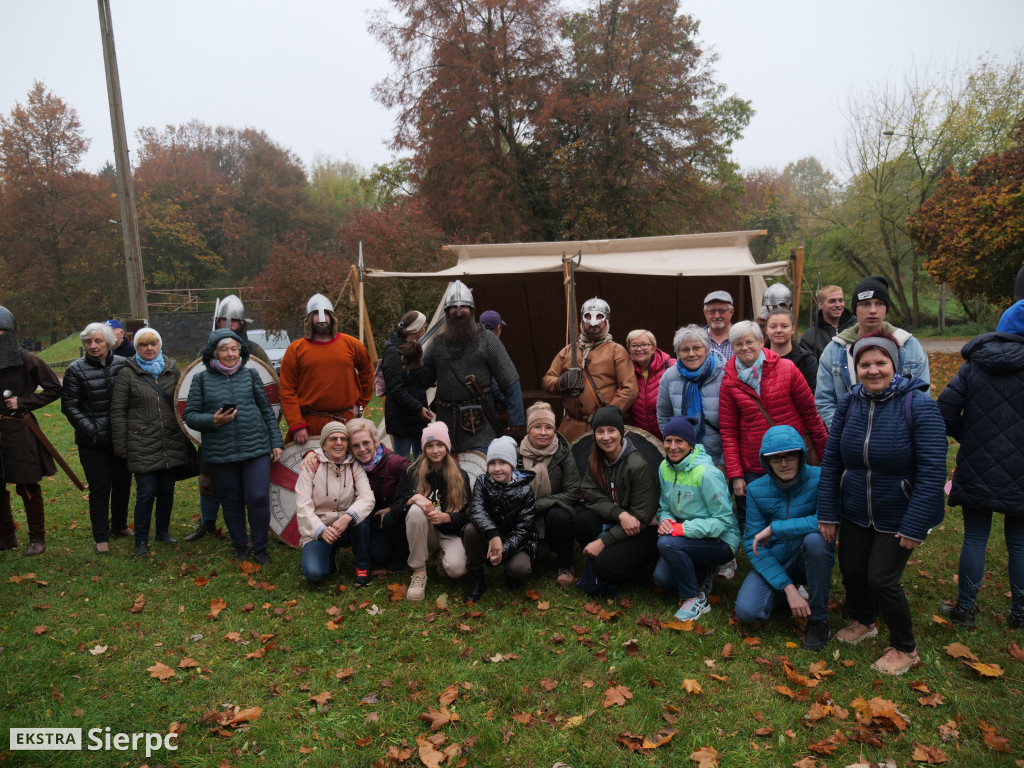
left=2, top=1, right=1022, bottom=178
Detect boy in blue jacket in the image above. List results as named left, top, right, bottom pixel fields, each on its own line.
left=735, top=425, right=834, bottom=650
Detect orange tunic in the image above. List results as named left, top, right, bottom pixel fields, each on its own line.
left=279, top=333, right=373, bottom=437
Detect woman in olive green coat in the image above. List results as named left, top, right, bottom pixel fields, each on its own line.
left=111, top=328, right=191, bottom=556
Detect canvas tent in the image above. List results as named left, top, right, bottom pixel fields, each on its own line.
left=365, top=230, right=788, bottom=400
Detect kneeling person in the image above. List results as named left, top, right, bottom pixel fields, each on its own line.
left=735, top=425, right=833, bottom=650
left=464, top=436, right=538, bottom=603
left=297, top=422, right=376, bottom=585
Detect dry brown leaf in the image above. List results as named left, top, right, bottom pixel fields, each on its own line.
left=707, top=673, right=728, bottom=681
left=309, top=691, right=332, bottom=707
left=689, top=745, right=719, bottom=768
left=512, top=712, right=534, bottom=725
left=773, top=685, right=798, bottom=698
left=386, top=583, right=407, bottom=601
left=803, top=702, right=832, bottom=722
left=207, top=597, right=227, bottom=619
left=194, top=575, right=210, bottom=586
left=783, top=661, right=820, bottom=688
left=937, top=719, right=960, bottom=742
left=147, top=662, right=175, bottom=681
left=978, top=719, right=1012, bottom=753
left=851, top=697, right=910, bottom=732
left=1008, top=642, right=1024, bottom=662
left=419, top=707, right=459, bottom=731
left=602, top=684, right=633, bottom=708
left=720, top=642, right=733, bottom=658
left=354, top=735, right=373, bottom=747
left=540, top=678, right=558, bottom=691
left=178, top=657, right=198, bottom=669
left=221, top=706, right=262, bottom=726
left=753, top=726, right=774, bottom=736
left=963, top=661, right=1004, bottom=678
left=912, top=742, right=949, bottom=764
left=641, top=727, right=677, bottom=750
left=943, top=641, right=977, bottom=661
left=439, top=683, right=459, bottom=706
left=223, top=631, right=242, bottom=643
left=129, top=594, right=146, bottom=613
left=537, top=600, right=550, bottom=611
left=681, top=679, right=703, bottom=695
left=808, top=660, right=833, bottom=678
left=932, top=614, right=955, bottom=629
left=32, top=625, right=47, bottom=635
left=661, top=618, right=695, bottom=632
left=791, top=759, right=819, bottom=768
left=89, top=644, right=108, bottom=656
left=525, top=588, right=541, bottom=600
left=238, top=561, right=261, bottom=575
left=909, top=679, right=931, bottom=693
left=917, top=693, right=944, bottom=707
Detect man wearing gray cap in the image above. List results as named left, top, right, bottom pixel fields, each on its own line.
left=703, top=291, right=735, bottom=363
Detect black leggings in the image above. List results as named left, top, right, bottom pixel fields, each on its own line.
left=839, top=520, right=915, bottom=652
left=574, top=508, right=658, bottom=585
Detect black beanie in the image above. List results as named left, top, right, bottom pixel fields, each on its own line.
left=592, top=405, right=624, bottom=434
left=852, top=276, right=891, bottom=310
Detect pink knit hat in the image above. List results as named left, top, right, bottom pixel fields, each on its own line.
left=421, top=421, right=452, bottom=452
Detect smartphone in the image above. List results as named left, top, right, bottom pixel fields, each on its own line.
left=222, top=403, right=236, bottom=411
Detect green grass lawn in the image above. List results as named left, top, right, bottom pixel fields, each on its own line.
left=1, top=354, right=1021, bottom=767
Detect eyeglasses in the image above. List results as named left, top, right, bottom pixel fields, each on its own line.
left=734, top=339, right=761, bottom=349
left=628, top=343, right=652, bottom=351
left=767, top=452, right=800, bottom=464
left=677, top=345, right=705, bottom=355
left=705, top=308, right=730, bottom=316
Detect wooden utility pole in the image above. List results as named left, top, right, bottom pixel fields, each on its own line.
left=97, top=0, right=148, bottom=321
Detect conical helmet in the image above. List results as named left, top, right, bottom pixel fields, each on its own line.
left=763, top=283, right=793, bottom=311
left=212, top=294, right=246, bottom=330
left=0, top=305, right=15, bottom=333
left=306, top=293, right=335, bottom=323
left=443, top=280, right=474, bottom=309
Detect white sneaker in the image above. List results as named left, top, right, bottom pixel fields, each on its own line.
left=717, top=558, right=737, bottom=580
left=407, top=571, right=427, bottom=602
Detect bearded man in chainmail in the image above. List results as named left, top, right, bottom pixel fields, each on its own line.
left=416, top=281, right=525, bottom=453
left=0, top=306, right=62, bottom=555
left=542, top=297, right=637, bottom=442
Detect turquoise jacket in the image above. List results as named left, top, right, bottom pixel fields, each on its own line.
left=657, top=445, right=740, bottom=555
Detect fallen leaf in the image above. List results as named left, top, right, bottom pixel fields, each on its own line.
left=129, top=594, right=146, bottom=613
left=224, top=632, right=242, bottom=642
left=540, top=678, right=558, bottom=691
left=439, top=683, right=459, bottom=706
left=937, top=720, right=960, bottom=742
left=310, top=691, right=332, bottom=708
left=561, top=710, right=594, bottom=729
left=387, top=583, right=407, bottom=601
left=774, top=686, right=798, bottom=698
left=537, top=600, right=550, bottom=611
left=354, top=735, right=373, bottom=747
left=963, top=661, right=1004, bottom=678
left=681, top=679, right=703, bottom=695
left=89, top=644, right=108, bottom=655
left=147, top=662, right=175, bottom=681
left=419, top=707, right=459, bottom=731
left=978, top=719, right=1011, bottom=753
left=689, top=745, right=718, bottom=767
left=207, top=597, right=227, bottom=619
left=239, top=561, right=261, bottom=575
left=1008, top=642, right=1024, bottom=663
left=720, top=643, right=732, bottom=658
left=221, top=706, right=262, bottom=726
left=943, top=642, right=977, bottom=661
left=917, top=693, right=944, bottom=707
left=912, top=742, right=949, bottom=764
left=753, top=726, right=774, bottom=736
left=783, top=660, right=820, bottom=688
left=932, top=614, right=955, bottom=629
left=602, top=684, right=633, bottom=708
left=909, top=680, right=931, bottom=694
left=178, top=657, right=198, bottom=669
left=194, top=576, right=210, bottom=586
left=525, top=589, right=540, bottom=600
left=851, top=697, right=910, bottom=732
left=642, top=727, right=677, bottom=750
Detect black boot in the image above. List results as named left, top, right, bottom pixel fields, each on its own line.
left=464, top=571, right=486, bottom=604
left=184, top=520, right=215, bottom=543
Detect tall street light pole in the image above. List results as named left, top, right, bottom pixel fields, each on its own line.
left=97, top=0, right=148, bottom=322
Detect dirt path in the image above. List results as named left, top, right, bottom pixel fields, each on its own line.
left=918, top=338, right=970, bottom=354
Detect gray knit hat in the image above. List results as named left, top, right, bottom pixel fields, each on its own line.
left=319, top=421, right=348, bottom=452
left=486, top=435, right=518, bottom=468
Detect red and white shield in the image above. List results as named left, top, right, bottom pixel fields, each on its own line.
left=174, top=357, right=281, bottom=446
left=268, top=442, right=310, bottom=548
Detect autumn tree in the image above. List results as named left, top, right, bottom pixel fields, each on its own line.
left=543, top=0, right=751, bottom=238
left=832, top=53, right=1024, bottom=326
left=0, top=81, right=122, bottom=337
left=371, top=0, right=561, bottom=241
left=909, top=121, right=1024, bottom=309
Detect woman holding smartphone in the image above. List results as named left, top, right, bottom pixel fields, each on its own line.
left=185, top=329, right=283, bottom=563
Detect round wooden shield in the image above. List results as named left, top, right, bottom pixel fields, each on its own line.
left=173, top=357, right=281, bottom=446
left=458, top=450, right=488, bottom=490
left=570, top=426, right=665, bottom=479
left=268, top=441, right=310, bottom=548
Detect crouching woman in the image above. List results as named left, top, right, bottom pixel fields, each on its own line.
left=735, top=425, right=833, bottom=651
left=296, top=421, right=375, bottom=585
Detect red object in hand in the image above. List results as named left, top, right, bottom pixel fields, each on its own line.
left=671, top=522, right=685, bottom=537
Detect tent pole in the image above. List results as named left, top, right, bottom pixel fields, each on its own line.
left=793, top=246, right=805, bottom=323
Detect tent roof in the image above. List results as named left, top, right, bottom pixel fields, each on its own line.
left=365, top=230, right=787, bottom=279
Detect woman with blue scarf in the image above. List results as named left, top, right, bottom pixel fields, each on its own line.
left=657, top=325, right=725, bottom=468
left=111, top=328, right=193, bottom=556
left=817, top=333, right=946, bottom=675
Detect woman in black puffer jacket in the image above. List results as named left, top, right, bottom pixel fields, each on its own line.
left=184, top=329, right=283, bottom=564
left=111, top=328, right=192, bottom=557
left=382, top=310, right=431, bottom=460
left=62, top=322, right=131, bottom=552
left=936, top=301, right=1024, bottom=629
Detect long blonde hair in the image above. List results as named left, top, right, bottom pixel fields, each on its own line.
left=412, top=444, right=466, bottom=515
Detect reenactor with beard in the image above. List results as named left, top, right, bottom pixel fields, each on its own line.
left=416, top=281, right=525, bottom=453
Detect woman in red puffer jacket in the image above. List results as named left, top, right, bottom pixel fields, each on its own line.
left=625, top=329, right=673, bottom=439
left=719, top=321, right=827, bottom=532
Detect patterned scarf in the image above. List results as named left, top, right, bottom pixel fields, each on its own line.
left=135, top=352, right=165, bottom=378
left=210, top=358, right=242, bottom=376
left=675, top=354, right=718, bottom=443
left=735, top=349, right=766, bottom=396
left=360, top=444, right=385, bottom=472
left=860, top=371, right=903, bottom=402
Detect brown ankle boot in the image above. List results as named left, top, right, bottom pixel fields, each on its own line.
left=25, top=539, right=46, bottom=556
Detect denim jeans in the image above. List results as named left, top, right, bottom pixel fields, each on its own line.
left=957, top=507, right=1024, bottom=615
left=78, top=443, right=132, bottom=543
left=134, top=468, right=177, bottom=544
left=208, top=455, right=271, bottom=553
left=391, top=435, right=421, bottom=461
left=735, top=532, right=834, bottom=623
left=838, top=520, right=915, bottom=652
left=653, top=534, right=734, bottom=600
left=301, top=518, right=372, bottom=582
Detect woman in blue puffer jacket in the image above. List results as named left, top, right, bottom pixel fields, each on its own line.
left=185, top=329, right=283, bottom=563
left=817, top=333, right=946, bottom=676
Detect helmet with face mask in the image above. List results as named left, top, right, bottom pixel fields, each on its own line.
left=306, top=294, right=335, bottom=323
left=212, top=294, right=246, bottom=332
left=443, top=280, right=475, bottom=310
left=762, top=283, right=793, bottom=312
left=0, top=305, right=22, bottom=370
left=580, top=297, right=610, bottom=327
